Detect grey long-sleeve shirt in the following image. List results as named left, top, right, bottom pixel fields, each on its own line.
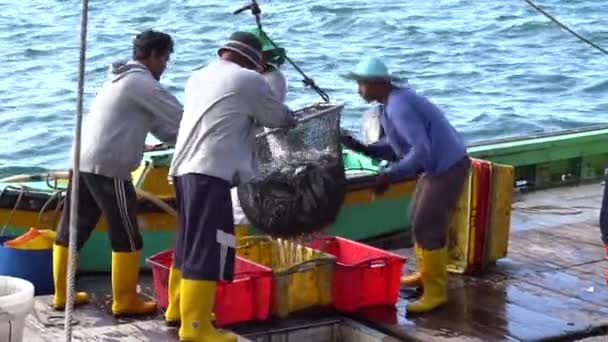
left=168, top=59, right=294, bottom=185
left=77, top=60, right=183, bottom=180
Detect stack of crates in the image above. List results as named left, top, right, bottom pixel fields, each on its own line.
left=147, top=235, right=407, bottom=326
left=446, top=159, right=514, bottom=275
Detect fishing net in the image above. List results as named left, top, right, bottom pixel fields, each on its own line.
left=237, top=103, right=346, bottom=238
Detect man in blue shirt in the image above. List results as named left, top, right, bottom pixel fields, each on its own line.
left=342, top=57, right=471, bottom=314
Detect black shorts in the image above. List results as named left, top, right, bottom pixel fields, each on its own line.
left=171, top=174, right=235, bottom=281
left=55, top=171, right=143, bottom=252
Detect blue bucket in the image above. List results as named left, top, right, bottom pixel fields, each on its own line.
left=0, top=235, right=53, bottom=295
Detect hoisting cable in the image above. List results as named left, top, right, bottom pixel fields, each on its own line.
left=523, top=0, right=608, bottom=56
left=233, top=0, right=331, bottom=102
left=64, top=0, right=90, bottom=340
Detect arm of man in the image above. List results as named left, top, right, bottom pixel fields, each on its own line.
left=131, top=75, right=184, bottom=144
left=383, top=103, right=431, bottom=179
left=247, top=74, right=295, bottom=128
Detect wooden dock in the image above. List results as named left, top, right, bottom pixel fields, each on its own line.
left=23, top=182, right=608, bottom=341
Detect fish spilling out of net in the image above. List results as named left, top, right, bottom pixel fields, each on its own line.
left=237, top=157, right=345, bottom=237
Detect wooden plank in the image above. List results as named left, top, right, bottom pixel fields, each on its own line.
left=24, top=295, right=251, bottom=342
left=570, top=261, right=607, bottom=282
left=442, top=277, right=597, bottom=342
left=500, top=247, right=563, bottom=274
left=382, top=277, right=592, bottom=342
left=508, top=228, right=603, bottom=268
left=511, top=207, right=600, bottom=234
left=504, top=276, right=608, bottom=326
left=540, top=222, right=604, bottom=247
left=381, top=209, right=608, bottom=342
left=26, top=319, right=253, bottom=342
left=510, top=183, right=603, bottom=231
left=378, top=298, right=495, bottom=342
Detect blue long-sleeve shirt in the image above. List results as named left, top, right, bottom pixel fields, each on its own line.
left=366, top=87, right=467, bottom=180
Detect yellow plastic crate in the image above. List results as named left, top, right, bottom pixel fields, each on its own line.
left=234, top=225, right=248, bottom=240
left=236, top=236, right=336, bottom=318
left=485, top=162, right=513, bottom=263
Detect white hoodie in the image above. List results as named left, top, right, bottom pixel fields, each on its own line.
left=168, top=59, right=294, bottom=185
left=77, top=60, right=183, bottom=180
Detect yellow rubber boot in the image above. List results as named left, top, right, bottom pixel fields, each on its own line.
left=111, top=251, right=157, bottom=317
left=165, top=267, right=182, bottom=326
left=406, top=247, right=448, bottom=314
left=52, top=244, right=89, bottom=310
left=400, top=243, right=423, bottom=287
left=164, top=267, right=216, bottom=327
left=179, top=279, right=237, bottom=342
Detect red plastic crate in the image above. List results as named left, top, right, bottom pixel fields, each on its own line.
left=309, top=237, right=406, bottom=312
left=472, top=159, right=492, bottom=272
left=145, top=249, right=272, bottom=327
left=146, top=249, right=172, bottom=309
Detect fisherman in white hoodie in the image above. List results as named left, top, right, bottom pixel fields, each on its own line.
left=165, top=31, right=295, bottom=342
left=232, top=27, right=290, bottom=227
left=51, top=30, right=182, bottom=318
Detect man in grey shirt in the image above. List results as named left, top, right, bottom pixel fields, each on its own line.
left=52, top=30, right=182, bottom=318
left=165, top=31, right=295, bottom=342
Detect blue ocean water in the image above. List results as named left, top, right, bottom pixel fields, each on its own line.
left=0, top=0, right=606, bottom=176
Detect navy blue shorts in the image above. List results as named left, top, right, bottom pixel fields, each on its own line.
left=172, top=174, right=235, bottom=281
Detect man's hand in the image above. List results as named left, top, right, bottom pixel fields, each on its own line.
left=340, top=130, right=370, bottom=155
left=373, top=173, right=391, bottom=195
left=284, top=111, right=298, bottom=129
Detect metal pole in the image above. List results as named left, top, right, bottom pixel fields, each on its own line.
left=233, top=1, right=331, bottom=102
left=64, top=0, right=89, bottom=339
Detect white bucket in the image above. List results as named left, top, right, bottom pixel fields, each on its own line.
left=0, top=276, right=35, bottom=342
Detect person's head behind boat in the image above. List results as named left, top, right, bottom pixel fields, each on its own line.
left=132, top=30, right=174, bottom=81
left=246, top=27, right=287, bottom=69
left=342, top=56, right=402, bottom=103
left=218, top=31, right=265, bottom=72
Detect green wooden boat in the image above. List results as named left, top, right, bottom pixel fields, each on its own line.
left=1, top=125, right=607, bottom=272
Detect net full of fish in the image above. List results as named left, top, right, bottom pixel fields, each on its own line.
left=237, top=103, right=346, bottom=238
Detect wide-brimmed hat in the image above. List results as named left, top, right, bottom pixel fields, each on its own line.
left=342, top=57, right=401, bottom=82
left=218, top=31, right=264, bottom=72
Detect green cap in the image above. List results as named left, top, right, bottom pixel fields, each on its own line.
left=246, top=27, right=287, bottom=66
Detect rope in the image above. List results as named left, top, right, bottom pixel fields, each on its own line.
left=0, top=185, right=27, bottom=235
left=136, top=188, right=178, bottom=217
left=64, top=0, right=89, bottom=339
left=37, top=189, right=66, bottom=228
left=512, top=204, right=583, bottom=215
left=523, top=0, right=608, bottom=56
left=234, top=0, right=331, bottom=102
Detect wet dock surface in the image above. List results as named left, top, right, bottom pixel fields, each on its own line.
left=24, top=183, right=608, bottom=341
